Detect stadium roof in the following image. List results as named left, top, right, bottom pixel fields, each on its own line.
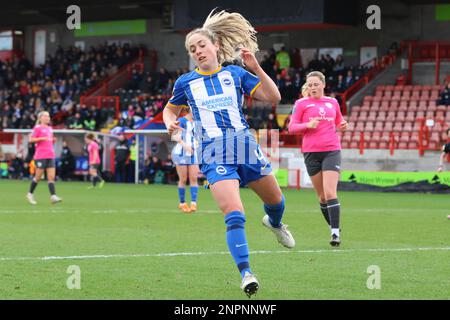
left=1, top=0, right=445, bottom=29
left=0, top=0, right=172, bottom=28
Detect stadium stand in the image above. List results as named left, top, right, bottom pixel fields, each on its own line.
left=342, top=83, right=449, bottom=151
left=0, top=43, right=144, bottom=131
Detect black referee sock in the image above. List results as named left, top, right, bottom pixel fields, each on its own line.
left=327, top=198, right=340, bottom=236
left=320, top=203, right=331, bottom=226
left=48, top=182, right=56, bottom=196
left=29, top=179, right=38, bottom=194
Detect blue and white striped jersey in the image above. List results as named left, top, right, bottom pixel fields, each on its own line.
left=168, top=65, right=262, bottom=165
left=168, top=65, right=261, bottom=138
left=172, top=117, right=197, bottom=164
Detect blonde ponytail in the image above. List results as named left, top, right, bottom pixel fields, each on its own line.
left=186, top=9, right=259, bottom=64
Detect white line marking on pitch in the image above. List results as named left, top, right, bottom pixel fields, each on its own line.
left=0, top=247, right=449, bottom=262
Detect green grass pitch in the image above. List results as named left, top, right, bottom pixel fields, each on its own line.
left=0, top=179, right=449, bottom=299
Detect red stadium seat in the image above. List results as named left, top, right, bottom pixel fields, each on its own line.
left=436, top=105, right=447, bottom=112
left=351, top=105, right=361, bottom=112
left=379, top=141, right=388, bottom=149
left=405, top=111, right=415, bottom=122
left=367, top=112, right=377, bottom=122
left=349, top=141, right=359, bottom=149
left=365, top=122, right=374, bottom=132
left=408, top=141, right=418, bottom=149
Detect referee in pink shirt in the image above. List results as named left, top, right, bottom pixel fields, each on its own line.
left=289, top=71, right=348, bottom=246
left=26, top=111, right=62, bottom=205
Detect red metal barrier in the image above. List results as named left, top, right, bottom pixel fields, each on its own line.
left=0, top=132, right=14, bottom=144
left=82, top=56, right=144, bottom=97
left=389, top=132, right=395, bottom=156
left=359, top=131, right=364, bottom=155
left=336, top=55, right=397, bottom=115
left=403, top=40, right=450, bottom=85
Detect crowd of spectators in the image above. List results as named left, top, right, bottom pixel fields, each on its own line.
left=0, top=43, right=144, bottom=130
left=260, top=47, right=373, bottom=104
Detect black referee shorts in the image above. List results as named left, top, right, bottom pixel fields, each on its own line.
left=303, top=150, right=341, bottom=177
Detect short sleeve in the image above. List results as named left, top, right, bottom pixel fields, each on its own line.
left=167, top=77, right=188, bottom=108
left=239, top=67, right=261, bottom=97
left=31, top=126, right=40, bottom=138
left=333, top=98, right=343, bottom=125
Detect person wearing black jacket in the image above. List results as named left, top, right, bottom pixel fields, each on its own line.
left=60, top=140, right=75, bottom=181
left=114, top=134, right=130, bottom=183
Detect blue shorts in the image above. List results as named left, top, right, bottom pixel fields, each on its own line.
left=172, top=151, right=197, bottom=166
left=198, top=129, right=272, bottom=186
left=200, top=161, right=272, bottom=187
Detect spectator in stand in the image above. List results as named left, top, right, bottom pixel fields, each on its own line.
left=284, top=74, right=295, bottom=103
left=83, top=111, right=96, bottom=131
left=344, top=69, right=355, bottom=88
left=114, top=134, right=130, bottom=183
left=438, top=83, right=450, bottom=106
left=307, top=54, right=321, bottom=71
left=144, top=154, right=163, bottom=184
left=290, top=48, right=303, bottom=69
left=323, top=54, right=335, bottom=74
left=331, top=74, right=347, bottom=94
left=333, top=55, right=345, bottom=73
left=68, top=112, right=84, bottom=129
left=1, top=43, right=142, bottom=130
left=156, top=67, right=171, bottom=92
left=8, top=153, right=25, bottom=179
left=275, top=46, right=291, bottom=71
left=142, top=75, right=156, bottom=95
left=162, top=154, right=177, bottom=184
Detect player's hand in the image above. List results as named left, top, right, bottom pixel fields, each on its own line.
left=183, top=145, right=194, bottom=154
left=240, top=48, right=259, bottom=71
left=167, top=120, right=182, bottom=135
left=339, top=121, right=348, bottom=131
left=306, top=119, right=320, bottom=129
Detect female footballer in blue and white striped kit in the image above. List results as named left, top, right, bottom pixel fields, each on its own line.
left=171, top=111, right=199, bottom=213
left=163, top=9, right=296, bottom=297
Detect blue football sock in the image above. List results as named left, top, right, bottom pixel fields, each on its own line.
left=264, top=195, right=285, bottom=228
left=190, top=186, right=198, bottom=203
left=178, top=187, right=186, bottom=203
left=224, top=211, right=251, bottom=278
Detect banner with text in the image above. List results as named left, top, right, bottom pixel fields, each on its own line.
left=341, top=171, right=450, bottom=187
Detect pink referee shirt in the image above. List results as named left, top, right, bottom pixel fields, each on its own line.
left=31, top=125, right=55, bottom=160
left=88, top=141, right=101, bottom=165
left=288, top=96, right=344, bottom=152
